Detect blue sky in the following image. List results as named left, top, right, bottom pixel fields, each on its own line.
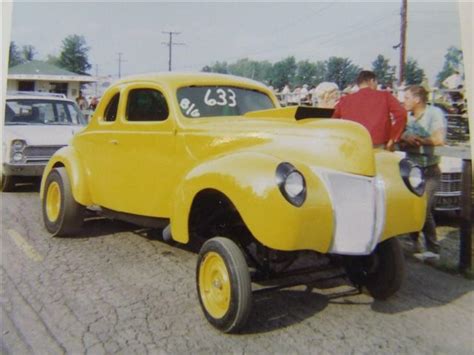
left=10, top=1, right=462, bottom=84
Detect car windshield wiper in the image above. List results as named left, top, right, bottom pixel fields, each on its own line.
left=45, top=122, right=73, bottom=125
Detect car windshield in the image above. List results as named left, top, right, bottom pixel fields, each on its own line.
left=177, top=86, right=275, bottom=118
left=5, top=99, right=86, bottom=126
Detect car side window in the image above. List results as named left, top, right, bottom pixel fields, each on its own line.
left=104, top=93, right=120, bottom=122
left=126, top=88, right=169, bottom=122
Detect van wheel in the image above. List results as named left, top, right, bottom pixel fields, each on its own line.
left=196, top=237, right=252, bottom=333
left=344, top=238, right=405, bottom=300
left=42, top=167, right=85, bottom=237
left=2, top=174, right=16, bottom=192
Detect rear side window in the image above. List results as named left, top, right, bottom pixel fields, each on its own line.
left=104, top=93, right=120, bottom=122
left=126, top=89, right=169, bottom=122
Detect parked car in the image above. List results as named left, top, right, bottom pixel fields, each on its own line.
left=2, top=92, right=87, bottom=191
left=435, top=157, right=463, bottom=213
left=40, top=73, right=426, bottom=332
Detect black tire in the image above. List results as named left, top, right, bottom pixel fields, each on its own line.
left=196, top=237, right=252, bottom=333
left=42, top=167, right=85, bottom=237
left=2, top=174, right=17, bottom=192
left=344, top=238, right=405, bottom=300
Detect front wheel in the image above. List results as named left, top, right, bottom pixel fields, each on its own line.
left=196, top=237, right=252, bottom=333
left=42, top=167, right=85, bottom=237
left=344, top=238, right=405, bottom=300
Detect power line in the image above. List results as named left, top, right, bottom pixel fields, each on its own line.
left=162, top=31, right=185, bottom=71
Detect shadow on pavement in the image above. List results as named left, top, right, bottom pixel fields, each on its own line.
left=5, top=181, right=40, bottom=193
left=241, top=289, right=329, bottom=334
left=70, top=217, right=139, bottom=239
left=371, top=260, right=474, bottom=314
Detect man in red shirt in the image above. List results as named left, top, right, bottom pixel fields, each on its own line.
left=332, top=71, right=407, bottom=150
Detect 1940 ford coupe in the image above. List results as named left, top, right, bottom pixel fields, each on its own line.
left=41, top=73, right=426, bottom=332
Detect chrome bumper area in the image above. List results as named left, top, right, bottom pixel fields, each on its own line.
left=3, top=163, right=46, bottom=177
left=313, top=168, right=386, bottom=255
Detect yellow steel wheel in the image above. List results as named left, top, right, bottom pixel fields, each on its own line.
left=42, top=167, right=85, bottom=237
left=196, top=237, right=252, bottom=333
left=46, top=181, right=61, bottom=222
left=199, top=251, right=231, bottom=319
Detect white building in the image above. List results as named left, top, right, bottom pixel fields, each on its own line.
left=7, top=60, right=97, bottom=99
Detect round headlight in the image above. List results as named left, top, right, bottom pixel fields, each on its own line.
left=408, top=166, right=423, bottom=189
left=12, top=140, right=26, bottom=151
left=284, top=171, right=305, bottom=198
left=276, top=162, right=307, bottom=207
left=12, top=152, right=24, bottom=162
left=399, top=159, right=425, bottom=196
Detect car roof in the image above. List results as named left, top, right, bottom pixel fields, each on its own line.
left=6, top=94, right=75, bottom=103
left=113, top=72, right=270, bottom=90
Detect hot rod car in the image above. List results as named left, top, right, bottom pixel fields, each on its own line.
left=41, top=73, right=426, bottom=332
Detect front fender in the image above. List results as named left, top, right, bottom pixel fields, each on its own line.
left=375, top=150, right=426, bottom=240
left=40, top=146, right=92, bottom=206
left=170, top=152, right=334, bottom=253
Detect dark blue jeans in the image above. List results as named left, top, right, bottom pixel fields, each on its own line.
left=410, top=164, right=441, bottom=252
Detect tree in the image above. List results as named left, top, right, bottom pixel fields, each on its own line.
left=371, top=54, right=396, bottom=86
left=312, top=61, right=327, bottom=87
left=57, top=35, right=91, bottom=74
left=46, top=54, right=60, bottom=66
left=227, top=58, right=273, bottom=83
left=294, top=60, right=318, bottom=87
left=22, top=45, right=37, bottom=61
left=404, top=58, right=425, bottom=85
left=270, top=56, right=297, bottom=90
left=210, top=61, right=229, bottom=74
left=436, top=46, right=463, bottom=86
left=324, top=57, right=361, bottom=89
left=228, top=58, right=257, bottom=78
left=9, top=41, right=23, bottom=67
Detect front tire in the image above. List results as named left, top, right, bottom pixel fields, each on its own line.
left=344, top=238, right=405, bottom=300
left=1, top=174, right=17, bottom=192
left=42, top=167, right=85, bottom=237
left=196, top=237, right=252, bottom=333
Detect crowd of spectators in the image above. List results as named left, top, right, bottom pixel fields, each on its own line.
left=273, top=69, right=467, bottom=255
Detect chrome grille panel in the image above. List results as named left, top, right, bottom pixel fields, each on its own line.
left=313, top=169, right=385, bottom=255
left=23, top=145, right=65, bottom=164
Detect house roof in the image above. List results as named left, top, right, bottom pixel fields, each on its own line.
left=8, top=60, right=96, bottom=83
left=9, top=60, right=79, bottom=76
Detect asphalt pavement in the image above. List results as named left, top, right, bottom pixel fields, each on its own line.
left=1, top=186, right=473, bottom=354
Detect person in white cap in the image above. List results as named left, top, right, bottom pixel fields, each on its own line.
left=314, top=82, right=340, bottom=108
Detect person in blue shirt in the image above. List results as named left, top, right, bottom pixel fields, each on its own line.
left=400, top=85, right=447, bottom=254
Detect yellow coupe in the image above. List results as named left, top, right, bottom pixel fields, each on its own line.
left=41, top=73, right=426, bottom=332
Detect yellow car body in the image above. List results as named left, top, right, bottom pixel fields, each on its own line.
left=40, top=72, right=425, bottom=256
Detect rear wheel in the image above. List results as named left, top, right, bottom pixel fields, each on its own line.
left=196, top=237, right=252, bottom=333
left=42, top=167, right=85, bottom=236
left=344, top=238, right=405, bottom=300
left=1, top=174, right=17, bottom=192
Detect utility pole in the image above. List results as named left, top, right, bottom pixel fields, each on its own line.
left=162, top=31, right=185, bottom=71
left=398, top=0, right=408, bottom=85
left=95, top=64, right=99, bottom=96
left=117, top=52, right=126, bottom=79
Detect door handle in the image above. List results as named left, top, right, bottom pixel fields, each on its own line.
left=109, top=139, right=119, bottom=145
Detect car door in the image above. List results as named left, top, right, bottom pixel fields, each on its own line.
left=104, top=83, right=177, bottom=217
left=76, top=87, right=124, bottom=207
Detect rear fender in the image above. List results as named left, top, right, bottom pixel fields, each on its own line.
left=40, top=146, right=92, bottom=206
